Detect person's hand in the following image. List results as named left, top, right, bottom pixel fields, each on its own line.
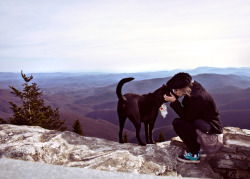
left=163, top=92, right=176, bottom=103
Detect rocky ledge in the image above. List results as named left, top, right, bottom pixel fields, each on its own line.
left=0, top=124, right=249, bottom=178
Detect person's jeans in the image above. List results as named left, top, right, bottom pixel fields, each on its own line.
left=172, top=118, right=212, bottom=154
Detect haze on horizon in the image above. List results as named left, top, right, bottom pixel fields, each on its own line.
left=1, top=0, right=250, bottom=73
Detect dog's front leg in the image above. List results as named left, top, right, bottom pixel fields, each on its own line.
left=136, top=131, right=146, bottom=146
left=149, top=123, right=155, bottom=144
left=144, top=123, right=150, bottom=144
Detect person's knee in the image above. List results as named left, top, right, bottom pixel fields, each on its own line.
left=194, top=119, right=203, bottom=126
left=194, top=119, right=212, bottom=134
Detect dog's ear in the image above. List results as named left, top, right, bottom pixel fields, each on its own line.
left=165, top=85, right=178, bottom=98
left=164, top=84, right=171, bottom=92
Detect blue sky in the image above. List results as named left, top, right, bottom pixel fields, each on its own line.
left=1, top=0, right=250, bottom=73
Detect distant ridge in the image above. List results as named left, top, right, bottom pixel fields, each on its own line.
left=186, top=66, right=250, bottom=76
left=1, top=68, right=250, bottom=142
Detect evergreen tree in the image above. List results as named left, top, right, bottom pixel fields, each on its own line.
left=158, top=131, right=166, bottom=142
left=72, top=119, right=84, bottom=136
left=9, top=71, right=66, bottom=131
left=0, top=118, right=7, bottom=124
left=123, top=132, right=129, bottom=143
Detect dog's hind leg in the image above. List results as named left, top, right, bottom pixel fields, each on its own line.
left=118, top=114, right=126, bottom=143
left=132, top=120, right=146, bottom=146
left=136, top=126, right=146, bottom=146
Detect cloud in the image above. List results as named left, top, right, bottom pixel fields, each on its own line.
left=0, top=0, right=250, bottom=72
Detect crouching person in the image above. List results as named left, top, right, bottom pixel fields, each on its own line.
left=164, top=72, right=223, bottom=163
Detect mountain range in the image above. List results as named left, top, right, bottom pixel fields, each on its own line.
left=0, top=67, right=250, bottom=143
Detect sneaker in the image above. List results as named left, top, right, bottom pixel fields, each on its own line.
left=199, top=150, right=207, bottom=157
left=184, top=150, right=190, bottom=157
left=177, top=152, right=200, bottom=163
left=184, top=150, right=206, bottom=157
left=184, top=150, right=198, bottom=158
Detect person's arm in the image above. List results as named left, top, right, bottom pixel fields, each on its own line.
left=170, top=96, right=203, bottom=121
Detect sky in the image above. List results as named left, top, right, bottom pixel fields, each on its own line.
left=0, top=0, right=250, bottom=73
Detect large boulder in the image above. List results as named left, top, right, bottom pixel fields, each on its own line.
left=0, top=124, right=249, bottom=178
left=0, top=124, right=180, bottom=177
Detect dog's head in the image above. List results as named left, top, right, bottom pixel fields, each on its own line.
left=154, top=84, right=177, bottom=103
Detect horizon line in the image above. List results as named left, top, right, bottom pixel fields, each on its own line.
left=1, top=66, right=250, bottom=74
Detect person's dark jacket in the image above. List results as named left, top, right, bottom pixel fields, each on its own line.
left=170, top=81, right=223, bottom=134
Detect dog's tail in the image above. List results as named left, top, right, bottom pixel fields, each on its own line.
left=116, top=77, right=134, bottom=101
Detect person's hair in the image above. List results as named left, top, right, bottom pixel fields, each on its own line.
left=181, top=82, right=193, bottom=97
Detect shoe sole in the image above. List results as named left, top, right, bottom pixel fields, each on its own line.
left=177, top=156, right=200, bottom=163
left=200, top=154, right=207, bottom=158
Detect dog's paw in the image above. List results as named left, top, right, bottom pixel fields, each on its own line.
left=139, top=142, right=146, bottom=146
left=147, top=141, right=155, bottom=145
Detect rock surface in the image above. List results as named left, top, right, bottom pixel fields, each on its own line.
left=0, top=124, right=249, bottom=178
left=209, top=127, right=250, bottom=178
left=172, top=127, right=250, bottom=178
left=0, top=158, right=179, bottom=179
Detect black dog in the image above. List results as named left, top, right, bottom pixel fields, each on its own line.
left=116, top=77, right=172, bottom=146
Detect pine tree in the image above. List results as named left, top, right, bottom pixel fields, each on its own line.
left=0, top=118, right=7, bottom=124
left=123, top=132, right=129, bottom=143
left=72, top=119, right=84, bottom=136
left=158, top=131, right=166, bottom=142
left=9, top=71, right=66, bottom=131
